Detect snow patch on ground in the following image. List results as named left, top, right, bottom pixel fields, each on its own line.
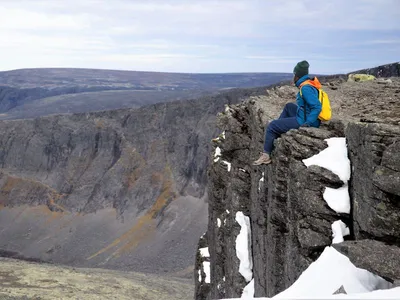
left=222, top=131, right=226, bottom=139
left=324, top=185, right=351, bottom=214
left=241, top=279, right=255, bottom=299
left=198, top=269, right=201, bottom=282
left=332, top=220, right=350, bottom=244
left=240, top=168, right=247, bottom=173
left=222, top=160, right=232, bottom=172
left=217, top=218, right=222, bottom=228
left=273, top=247, right=391, bottom=299
left=200, top=247, right=210, bottom=257
left=235, top=212, right=253, bottom=282
left=224, top=287, right=400, bottom=299
left=214, top=147, right=221, bottom=162
left=222, top=248, right=397, bottom=299
left=303, top=137, right=350, bottom=182
left=219, top=247, right=400, bottom=300
left=203, top=261, right=211, bottom=284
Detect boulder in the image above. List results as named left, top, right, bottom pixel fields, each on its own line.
left=333, top=240, right=400, bottom=281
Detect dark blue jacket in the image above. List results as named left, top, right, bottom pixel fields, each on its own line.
left=295, top=75, right=322, bottom=127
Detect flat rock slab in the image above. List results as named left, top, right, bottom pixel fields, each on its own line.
left=333, top=240, right=400, bottom=281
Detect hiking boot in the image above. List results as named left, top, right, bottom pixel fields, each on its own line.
left=252, top=152, right=271, bottom=165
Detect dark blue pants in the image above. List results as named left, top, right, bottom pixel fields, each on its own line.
left=264, top=103, right=300, bottom=153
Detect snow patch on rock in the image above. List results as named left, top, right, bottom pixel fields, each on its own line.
left=241, top=279, right=254, bottom=299
left=332, top=220, right=350, bottom=244
left=303, top=137, right=350, bottom=182
left=214, top=146, right=221, bottom=162
left=200, top=247, right=210, bottom=257
left=235, top=212, right=253, bottom=282
left=324, top=185, right=351, bottom=214
left=222, top=160, right=232, bottom=172
left=203, top=261, right=210, bottom=284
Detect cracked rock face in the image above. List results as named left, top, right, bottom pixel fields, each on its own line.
left=347, top=123, right=400, bottom=242
left=195, top=75, right=400, bottom=299
left=251, top=123, right=352, bottom=297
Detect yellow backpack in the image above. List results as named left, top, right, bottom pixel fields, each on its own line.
left=299, top=77, right=332, bottom=121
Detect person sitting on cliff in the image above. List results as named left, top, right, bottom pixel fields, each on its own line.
left=253, top=60, right=322, bottom=165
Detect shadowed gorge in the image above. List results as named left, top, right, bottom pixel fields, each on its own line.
left=0, top=82, right=281, bottom=277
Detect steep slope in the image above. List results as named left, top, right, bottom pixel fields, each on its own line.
left=0, top=87, right=270, bottom=276
left=195, top=75, right=400, bottom=298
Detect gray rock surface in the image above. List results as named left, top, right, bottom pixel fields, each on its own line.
left=333, top=240, right=400, bottom=281
left=347, top=123, right=400, bottom=242
left=196, top=76, right=400, bottom=299
left=333, top=285, right=347, bottom=295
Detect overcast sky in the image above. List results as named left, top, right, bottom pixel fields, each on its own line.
left=0, top=0, right=399, bottom=74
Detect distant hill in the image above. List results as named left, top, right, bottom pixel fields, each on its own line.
left=0, top=89, right=216, bottom=120
left=350, top=62, right=400, bottom=78
left=0, top=68, right=292, bottom=90
left=0, top=68, right=292, bottom=119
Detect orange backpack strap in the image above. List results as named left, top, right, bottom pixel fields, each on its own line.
left=299, top=80, right=311, bottom=97
left=299, top=79, right=321, bottom=97
left=299, top=80, right=311, bottom=89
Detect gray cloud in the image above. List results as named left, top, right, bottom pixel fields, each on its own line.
left=0, top=0, right=399, bottom=72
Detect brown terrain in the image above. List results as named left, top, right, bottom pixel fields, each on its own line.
left=0, top=257, right=193, bottom=300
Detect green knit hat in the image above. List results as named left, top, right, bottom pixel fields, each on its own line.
left=293, top=60, right=309, bottom=78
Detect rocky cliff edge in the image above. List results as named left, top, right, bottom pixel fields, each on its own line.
left=195, top=75, right=400, bottom=299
